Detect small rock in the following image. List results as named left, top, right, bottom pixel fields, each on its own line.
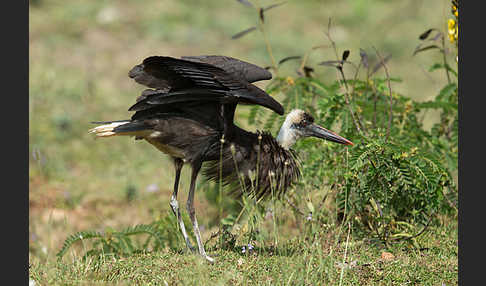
left=237, top=258, right=245, bottom=266
left=335, top=260, right=357, bottom=270
left=381, top=251, right=395, bottom=261
left=145, top=183, right=159, bottom=193
left=96, top=6, right=119, bottom=24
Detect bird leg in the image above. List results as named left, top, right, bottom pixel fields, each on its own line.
left=186, top=162, right=214, bottom=263
left=169, top=158, right=195, bottom=252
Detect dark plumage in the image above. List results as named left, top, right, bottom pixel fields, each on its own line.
left=203, top=130, right=301, bottom=200
left=89, top=55, right=353, bottom=262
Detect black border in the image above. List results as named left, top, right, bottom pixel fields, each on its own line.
left=458, top=1, right=478, bottom=285
left=11, top=0, right=29, bottom=284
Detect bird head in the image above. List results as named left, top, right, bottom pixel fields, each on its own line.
left=276, top=109, right=353, bottom=149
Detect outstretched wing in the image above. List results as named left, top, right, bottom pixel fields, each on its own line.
left=181, top=55, right=272, bottom=83
left=127, top=56, right=283, bottom=115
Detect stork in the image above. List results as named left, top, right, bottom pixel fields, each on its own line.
left=89, top=55, right=353, bottom=262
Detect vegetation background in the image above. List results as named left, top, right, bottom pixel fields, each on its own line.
left=29, top=0, right=458, bottom=285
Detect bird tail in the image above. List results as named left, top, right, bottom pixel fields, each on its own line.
left=88, top=120, right=149, bottom=137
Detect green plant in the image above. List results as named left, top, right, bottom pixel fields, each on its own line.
left=250, top=68, right=457, bottom=243
left=56, top=212, right=189, bottom=260
left=230, top=7, right=458, bottom=244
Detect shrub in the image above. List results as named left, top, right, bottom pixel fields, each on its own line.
left=229, top=0, right=458, bottom=244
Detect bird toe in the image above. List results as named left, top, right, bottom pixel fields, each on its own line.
left=204, top=255, right=215, bottom=263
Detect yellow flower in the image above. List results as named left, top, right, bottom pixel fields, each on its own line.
left=448, top=19, right=456, bottom=33
left=451, top=1, right=458, bottom=19
left=448, top=33, right=455, bottom=43
left=410, top=147, right=418, bottom=154
left=286, top=76, right=295, bottom=86
left=404, top=101, right=413, bottom=114
left=447, top=19, right=458, bottom=44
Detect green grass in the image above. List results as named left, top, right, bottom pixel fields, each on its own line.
left=29, top=0, right=457, bottom=285
left=30, top=216, right=457, bottom=285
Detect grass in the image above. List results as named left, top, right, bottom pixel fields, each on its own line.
left=30, top=215, right=457, bottom=285
left=29, top=0, right=457, bottom=285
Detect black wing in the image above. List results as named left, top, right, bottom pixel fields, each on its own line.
left=181, top=55, right=272, bottom=83
left=128, top=56, right=283, bottom=115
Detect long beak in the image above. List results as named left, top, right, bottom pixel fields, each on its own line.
left=306, top=123, right=354, bottom=146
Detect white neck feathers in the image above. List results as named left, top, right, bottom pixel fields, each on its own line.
left=276, top=122, right=298, bottom=149
left=276, top=109, right=304, bottom=149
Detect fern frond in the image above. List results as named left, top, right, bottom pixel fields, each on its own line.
left=115, top=224, right=164, bottom=246
left=56, top=230, right=104, bottom=259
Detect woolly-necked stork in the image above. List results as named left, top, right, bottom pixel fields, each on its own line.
left=89, top=55, right=353, bottom=262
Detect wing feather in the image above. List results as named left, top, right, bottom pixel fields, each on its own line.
left=128, top=56, right=284, bottom=115
left=181, top=55, right=272, bottom=83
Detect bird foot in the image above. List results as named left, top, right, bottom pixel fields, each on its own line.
left=202, top=254, right=215, bottom=263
